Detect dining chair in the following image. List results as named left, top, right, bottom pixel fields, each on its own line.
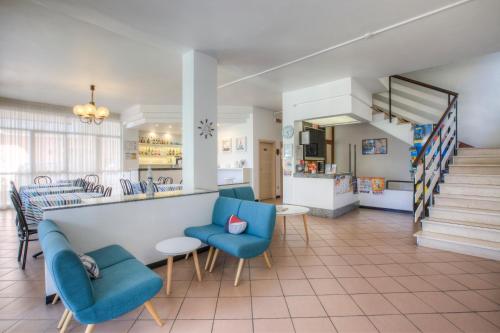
left=140, top=181, right=159, bottom=193
left=84, top=182, right=95, bottom=192
left=119, top=179, right=133, bottom=195
left=157, top=176, right=166, bottom=184
left=84, top=174, right=99, bottom=184
left=164, top=177, right=173, bottom=184
left=103, top=186, right=112, bottom=197
left=92, top=185, right=105, bottom=194
left=34, top=175, right=52, bottom=184
left=74, top=178, right=85, bottom=187
left=10, top=192, right=41, bottom=269
left=9, top=181, right=22, bottom=206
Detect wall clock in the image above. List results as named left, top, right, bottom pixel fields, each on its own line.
left=197, top=118, right=215, bottom=139
left=282, top=125, right=294, bottom=139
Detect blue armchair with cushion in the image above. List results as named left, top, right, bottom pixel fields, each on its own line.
left=219, top=186, right=256, bottom=201
left=184, top=196, right=276, bottom=286
left=38, top=220, right=164, bottom=333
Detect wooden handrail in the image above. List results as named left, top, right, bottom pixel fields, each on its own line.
left=411, top=94, right=458, bottom=168
left=391, top=75, right=458, bottom=97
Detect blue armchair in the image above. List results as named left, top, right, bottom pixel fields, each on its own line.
left=38, top=220, right=163, bottom=333
left=184, top=196, right=276, bottom=286
left=219, top=186, right=256, bottom=201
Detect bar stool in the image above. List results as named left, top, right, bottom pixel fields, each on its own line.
left=155, top=237, right=202, bottom=295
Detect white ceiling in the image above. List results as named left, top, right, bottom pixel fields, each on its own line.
left=1, top=0, right=500, bottom=113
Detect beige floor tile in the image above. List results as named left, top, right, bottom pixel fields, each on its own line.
left=212, top=319, right=253, bottom=333
left=309, top=278, right=346, bottom=295
left=250, top=267, right=278, bottom=279
left=170, top=319, right=213, bottom=333
left=139, top=298, right=183, bottom=320
left=444, top=312, right=500, bottom=333
left=285, top=295, right=326, bottom=317
left=478, top=311, right=500, bottom=328
left=377, top=264, right=413, bottom=277
left=214, top=297, right=251, bottom=319
left=330, top=316, right=377, bottom=333
left=251, top=297, right=289, bottom=318
left=476, top=289, right=500, bottom=305
left=419, top=274, right=468, bottom=291
left=337, top=277, right=377, bottom=294
left=365, top=277, right=407, bottom=293
left=426, top=263, right=465, bottom=275
left=394, top=276, right=438, bottom=292
left=352, top=265, right=387, bottom=278
left=365, top=254, right=395, bottom=265
left=253, top=318, right=294, bottom=333
left=351, top=294, right=399, bottom=315
left=251, top=279, right=283, bottom=296
left=186, top=280, right=220, bottom=297
left=4, top=319, right=57, bottom=333
left=406, top=314, right=460, bottom=333
left=319, top=256, right=349, bottom=266
left=280, top=279, right=315, bottom=296
left=303, top=266, right=333, bottom=279
left=319, top=295, right=363, bottom=316
left=128, top=319, right=174, bottom=333
left=219, top=280, right=251, bottom=297
left=446, top=290, right=500, bottom=311
left=70, top=320, right=135, bottom=332
left=293, top=317, right=337, bottom=333
left=448, top=273, right=497, bottom=289
left=297, top=255, right=324, bottom=266
left=383, top=293, right=435, bottom=314
left=328, top=265, right=361, bottom=278
left=414, top=291, right=469, bottom=312
left=342, top=255, right=371, bottom=265
left=312, top=247, right=337, bottom=256
left=369, top=314, right=419, bottom=332
left=276, top=266, right=306, bottom=279
left=177, top=297, right=217, bottom=319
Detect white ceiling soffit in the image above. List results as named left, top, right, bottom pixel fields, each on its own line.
left=1, top=0, right=500, bottom=112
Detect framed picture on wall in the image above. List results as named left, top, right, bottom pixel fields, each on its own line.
left=235, top=136, right=247, bottom=152
left=362, top=138, right=388, bottom=155
left=222, top=138, right=232, bottom=153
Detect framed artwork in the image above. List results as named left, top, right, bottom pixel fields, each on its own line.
left=283, top=143, right=293, bottom=159
left=235, top=136, right=247, bottom=152
left=222, top=138, right=232, bottom=153
left=362, top=138, right=388, bottom=155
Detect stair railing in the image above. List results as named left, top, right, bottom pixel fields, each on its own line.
left=388, top=75, right=459, bottom=223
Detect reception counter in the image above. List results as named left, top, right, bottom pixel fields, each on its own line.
left=285, top=172, right=358, bottom=218
left=42, top=189, right=219, bottom=297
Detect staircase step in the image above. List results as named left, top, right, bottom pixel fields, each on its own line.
left=435, top=193, right=500, bottom=211
left=439, top=183, right=500, bottom=198
left=422, top=218, right=500, bottom=242
left=453, top=156, right=500, bottom=165
left=414, top=231, right=500, bottom=260
left=444, top=174, right=500, bottom=186
left=449, top=164, right=500, bottom=175
left=429, top=206, right=500, bottom=225
left=458, top=148, right=500, bottom=156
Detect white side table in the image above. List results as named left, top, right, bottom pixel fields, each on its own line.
left=276, top=205, right=311, bottom=242
left=155, top=237, right=202, bottom=295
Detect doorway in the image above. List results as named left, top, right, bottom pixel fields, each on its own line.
left=259, top=141, right=276, bottom=200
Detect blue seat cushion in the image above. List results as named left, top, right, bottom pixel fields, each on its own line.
left=185, top=224, right=224, bottom=243
left=85, top=245, right=135, bottom=270
left=219, top=188, right=236, bottom=198
left=76, top=259, right=163, bottom=324
left=207, top=233, right=270, bottom=259
left=233, top=186, right=256, bottom=201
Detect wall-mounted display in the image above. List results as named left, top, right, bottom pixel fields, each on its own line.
left=357, top=176, right=385, bottom=194
left=222, top=138, right=232, bottom=153
left=362, top=138, right=388, bottom=155
left=335, top=174, right=353, bottom=194
left=235, top=136, right=247, bottom=152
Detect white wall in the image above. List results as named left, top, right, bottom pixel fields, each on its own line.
left=334, top=123, right=411, bottom=181
left=218, top=119, right=253, bottom=169
left=404, top=51, right=500, bottom=148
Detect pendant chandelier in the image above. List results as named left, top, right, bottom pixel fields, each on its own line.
left=73, top=85, right=110, bottom=125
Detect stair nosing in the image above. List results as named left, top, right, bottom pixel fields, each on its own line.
left=423, top=217, right=500, bottom=231
left=414, top=231, right=500, bottom=249
left=436, top=193, right=500, bottom=202
left=430, top=205, right=500, bottom=216
left=440, top=183, right=500, bottom=189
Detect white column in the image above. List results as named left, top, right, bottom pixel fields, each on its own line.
left=182, top=50, right=218, bottom=190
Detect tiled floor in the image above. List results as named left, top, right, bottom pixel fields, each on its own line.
left=0, top=208, right=499, bottom=332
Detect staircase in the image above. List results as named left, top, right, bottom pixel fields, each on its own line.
left=415, top=148, right=500, bottom=260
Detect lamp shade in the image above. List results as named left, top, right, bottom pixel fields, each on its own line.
left=96, top=106, right=110, bottom=119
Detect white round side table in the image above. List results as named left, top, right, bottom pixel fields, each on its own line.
left=155, top=237, right=202, bottom=295
left=276, top=205, right=311, bottom=242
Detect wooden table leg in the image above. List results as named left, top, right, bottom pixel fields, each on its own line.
left=192, top=250, right=202, bottom=282
left=302, top=214, right=309, bottom=242
left=204, top=246, right=214, bottom=271
left=166, top=256, right=173, bottom=295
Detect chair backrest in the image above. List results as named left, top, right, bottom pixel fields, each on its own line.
left=139, top=181, right=147, bottom=193
left=38, top=220, right=94, bottom=313
left=219, top=188, right=237, bottom=198
left=84, top=174, right=99, bottom=184
left=93, top=184, right=105, bottom=194
left=34, top=175, right=52, bottom=184
left=84, top=182, right=95, bottom=192
left=233, top=186, right=256, bottom=201
left=164, top=177, right=173, bottom=184
left=157, top=176, right=165, bottom=184
left=237, top=200, right=276, bottom=240
left=10, top=181, right=22, bottom=206
left=103, top=186, right=112, bottom=197
left=120, top=179, right=133, bottom=195
left=211, top=196, right=242, bottom=227
left=10, top=192, right=28, bottom=235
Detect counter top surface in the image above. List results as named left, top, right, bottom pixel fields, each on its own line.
left=293, top=172, right=352, bottom=179
left=42, top=188, right=217, bottom=211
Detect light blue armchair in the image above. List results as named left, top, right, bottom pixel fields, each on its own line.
left=38, top=220, right=163, bottom=333
left=185, top=196, right=276, bottom=286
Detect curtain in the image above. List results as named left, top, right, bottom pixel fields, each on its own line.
left=0, top=99, right=122, bottom=208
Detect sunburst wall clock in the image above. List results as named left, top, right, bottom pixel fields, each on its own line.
left=197, top=118, right=215, bottom=139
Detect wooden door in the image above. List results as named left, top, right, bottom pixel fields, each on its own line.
left=259, top=141, right=275, bottom=200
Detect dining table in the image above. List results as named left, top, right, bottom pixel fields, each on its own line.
left=19, top=186, right=84, bottom=207
left=24, top=192, right=104, bottom=224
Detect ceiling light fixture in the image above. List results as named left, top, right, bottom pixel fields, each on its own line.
left=73, top=85, right=110, bottom=125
